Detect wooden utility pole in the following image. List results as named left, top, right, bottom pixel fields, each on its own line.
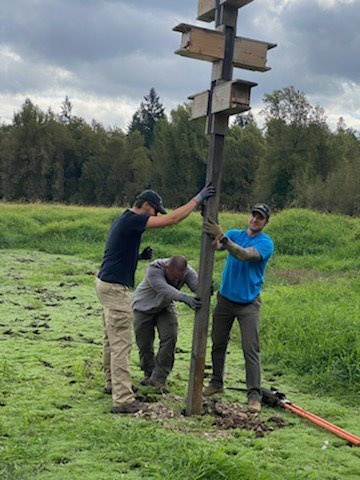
left=174, top=0, right=276, bottom=415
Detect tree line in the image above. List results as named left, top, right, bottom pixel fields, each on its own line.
left=0, top=86, right=358, bottom=215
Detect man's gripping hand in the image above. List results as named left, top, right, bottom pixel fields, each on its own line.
left=194, top=183, right=216, bottom=204
left=203, top=219, right=224, bottom=240
left=180, top=293, right=202, bottom=311
left=138, top=246, right=153, bottom=260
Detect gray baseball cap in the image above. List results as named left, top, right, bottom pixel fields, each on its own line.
left=251, top=203, right=271, bottom=219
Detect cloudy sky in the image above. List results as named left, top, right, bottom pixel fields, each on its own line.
left=1, top=0, right=359, bottom=131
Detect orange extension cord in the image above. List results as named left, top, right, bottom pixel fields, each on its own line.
left=283, top=402, right=360, bottom=446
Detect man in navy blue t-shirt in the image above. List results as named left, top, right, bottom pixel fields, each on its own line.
left=202, top=203, right=274, bottom=413
left=95, top=185, right=215, bottom=414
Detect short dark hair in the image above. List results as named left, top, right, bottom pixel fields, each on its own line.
left=133, top=198, right=148, bottom=209
left=168, top=255, right=187, bottom=272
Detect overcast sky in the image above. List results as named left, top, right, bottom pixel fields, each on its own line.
left=1, top=0, right=359, bottom=131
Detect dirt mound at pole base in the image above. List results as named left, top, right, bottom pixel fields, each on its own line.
left=203, top=399, right=287, bottom=437
left=135, top=396, right=288, bottom=438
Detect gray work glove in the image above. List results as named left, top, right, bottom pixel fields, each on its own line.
left=138, top=246, right=153, bottom=260
left=180, top=293, right=202, bottom=311
left=194, top=183, right=216, bottom=204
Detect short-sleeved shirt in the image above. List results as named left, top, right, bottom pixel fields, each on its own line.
left=97, top=209, right=149, bottom=287
left=220, top=229, right=274, bottom=303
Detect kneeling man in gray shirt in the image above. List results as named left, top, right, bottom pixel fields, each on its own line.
left=132, top=255, right=200, bottom=390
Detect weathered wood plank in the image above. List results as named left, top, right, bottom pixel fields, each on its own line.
left=233, top=36, right=275, bottom=71
left=174, top=23, right=276, bottom=71
left=188, top=90, right=210, bottom=119
left=189, top=79, right=257, bottom=118
left=198, top=0, right=254, bottom=22
left=174, top=23, right=225, bottom=62
left=212, top=79, right=257, bottom=114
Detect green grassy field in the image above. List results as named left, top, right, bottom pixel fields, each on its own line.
left=0, top=203, right=359, bottom=479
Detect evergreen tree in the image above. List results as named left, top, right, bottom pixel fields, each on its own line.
left=222, top=123, right=265, bottom=211
left=128, top=88, right=165, bottom=148
left=6, top=99, right=53, bottom=201
left=59, top=96, right=73, bottom=124
left=233, top=112, right=256, bottom=128
left=150, top=104, right=208, bottom=206
left=123, top=131, right=152, bottom=204
left=255, top=87, right=331, bottom=209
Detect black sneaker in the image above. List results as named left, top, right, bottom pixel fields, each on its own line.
left=111, top=400, right=143, bottom=414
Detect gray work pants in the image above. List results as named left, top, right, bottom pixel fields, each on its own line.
left=210, top=293, right=262, bottom=401
left=133, top=307, right=178, bottom=383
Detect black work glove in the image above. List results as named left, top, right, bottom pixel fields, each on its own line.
left=180, top=293, right=202, bottom=311
left=138, top=246, right=153, bottom=260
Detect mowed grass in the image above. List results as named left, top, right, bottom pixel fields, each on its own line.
left=0, top=203, right=359, bottom=479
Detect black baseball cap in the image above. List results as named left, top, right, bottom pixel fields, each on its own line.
left=251, top=203, right=271, bottom=220
left=138, top=190, right=167, bottom=214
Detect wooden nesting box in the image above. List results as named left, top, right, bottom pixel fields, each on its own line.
left=212, top=79, right=257, bottom=114
left=174, top=23, right=276, bottom=72
left=188, top=90, right=210, bottom=119
left=198, top=0, right=254, bottom=22
left=233, top=36, right=276, bottom=71
left=188, top=79, right=257, bottom=119
left=174, top=23, right=224, bottom=62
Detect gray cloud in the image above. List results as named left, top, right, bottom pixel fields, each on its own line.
left=1, top=0, right=359, bottom=130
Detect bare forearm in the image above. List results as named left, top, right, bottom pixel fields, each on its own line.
left=146, top=199, right=198, bottom=228
left=168, top=199, right=199, bottom=224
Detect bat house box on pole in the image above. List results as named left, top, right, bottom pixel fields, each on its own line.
left=174, top=0, right=276, bottom=415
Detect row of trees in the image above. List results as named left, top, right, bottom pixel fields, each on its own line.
left=0, top=87, right=359, bottom=215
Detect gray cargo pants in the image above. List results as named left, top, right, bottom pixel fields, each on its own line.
left=209, top=293, right=262, bottom=401
left=133, top=307, right=178, bottom=384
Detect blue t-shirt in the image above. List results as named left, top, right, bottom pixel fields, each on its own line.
left=98, top=209, right=149, bottom=287
left=219, top=229, right=274, bottom=303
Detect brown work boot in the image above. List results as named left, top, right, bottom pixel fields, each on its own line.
left=111, top=399, right=144, bottom=414
left=203, top=385, right=224, bottom=396
left=247, top=399, right=261, bottom=413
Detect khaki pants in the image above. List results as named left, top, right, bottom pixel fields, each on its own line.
left=95, top=277, right=134, bottom=406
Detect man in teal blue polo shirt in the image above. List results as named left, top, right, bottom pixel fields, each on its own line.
left=202, top=203, right=274, bottom=413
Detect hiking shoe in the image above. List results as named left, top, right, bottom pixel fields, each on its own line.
left=111, top=400, right=143, bottom=414
left=247, top=399, right=261, bottom=413
left=203, top=385, right=224, bottom=396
